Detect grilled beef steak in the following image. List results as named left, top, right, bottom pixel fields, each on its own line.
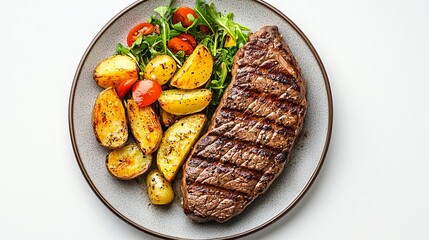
left=181, top=26, right=307, bottom=223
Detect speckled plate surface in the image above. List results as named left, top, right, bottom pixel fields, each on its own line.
left=69, top=0, right=332, bottom=239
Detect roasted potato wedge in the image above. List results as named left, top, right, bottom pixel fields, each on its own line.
left=158, top=89, right=212, bottom=116
left=170, top=44, right=213, bottom=89
left=126, top=99, right=162, bottom=155
left=106, top=143, right=152, bottom=180
left=157, top=114, right=207, bottom=182
left=143, top=55, right=177, bottom=85
left=146, top=169, right=174, bottom=205
left=93, top=55, right=139, bottom=89
left=92, top=87, right=128, bottom=149
left=160, top=108, right=180, bottom=127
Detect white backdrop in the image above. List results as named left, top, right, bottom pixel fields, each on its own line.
left=1, top=0, right=428, bottom=239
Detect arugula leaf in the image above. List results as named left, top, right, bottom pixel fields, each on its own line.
left=171, top=22, right=188, bottom=32
left=193, top=0, right=215, bottom=33
left=207, top=5, right=236, bottom=39
left=116, top=43, right=130, bottom=55
left=154, top=5, right=171, bottom=54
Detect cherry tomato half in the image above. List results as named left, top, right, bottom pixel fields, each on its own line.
left=178, top=33, right=197, bottom=48
left=132, top=80, right=162, bottom=107
left=168, top=37, right=194, bottom=55
left=172, top=7, right=197, bottom=28
left=127, top=22, right=155, bottom=47
left=117, top=77, right=138, bottom=99
left=200, top=25, right=210, bottom=34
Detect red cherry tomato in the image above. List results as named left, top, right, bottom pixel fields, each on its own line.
left=172, top=7, right=197, bottom=28
left=132, top=80, right=162, bottom=107
left=199, top=25, right=210, bottom=34
left=168, top=37, right=194, bottom=55
left=127, top=22, right=155, bottom=47
left=178, top=33, right=197, bottom=48
left=117, top=77, right=138, bottom=99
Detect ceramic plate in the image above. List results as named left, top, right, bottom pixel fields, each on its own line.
left=69, top=0, right=332, bottom=239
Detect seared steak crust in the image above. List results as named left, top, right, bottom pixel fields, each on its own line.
left=181, top=26, right=307, bottom=223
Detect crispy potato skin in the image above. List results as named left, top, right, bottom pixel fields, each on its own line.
left=158, top=89, right=212, bottom=116
left=157, top=114, right=207, bottom=182
left=170, top=44, right=213, bottom=89
left=160, top=108, right=180, bottom=127
left=146, top=169, right=174, bottom=205
left=126, top=100, right=162, bottom=155
left=106, top=143, right=152, bottom=180
left=93, top=55, right=139, bottom=89
left=143, top=55, right=177, bottom=85
left=92, top=87, right=128, bottom=149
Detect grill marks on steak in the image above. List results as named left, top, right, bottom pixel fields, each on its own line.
left=210, top=108, right=296, bottom=150
left=186, top=157, right=262, bottom=196
left=195, top=135, right=288, bottom=171
left=224, top=87, right=302, bottom=129
left=233, top=73, right=301, bottom=103
left=181, top=26, right=307, bottom=223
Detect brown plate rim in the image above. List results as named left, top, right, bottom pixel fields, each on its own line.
left=68, top=0, right=333, bottom=239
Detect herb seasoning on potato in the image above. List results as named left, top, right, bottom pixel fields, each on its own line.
left=157, top=114, right=207, bottom=182
left=158, top=89, right=212, bottom=116
left=126, top=99, right=162, bottom=155
left=93, top=55, right=138, bottom=89
left=106, top=143, right=152, bottom=180
left=143, top=55, right=177, bottom=85
left=146, top=169, right=174, bottom=205
left=170, top=44, right=213, bottom=89
left=92, top=87, right=128, bottom=149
